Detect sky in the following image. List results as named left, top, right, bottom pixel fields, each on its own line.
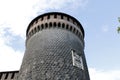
left=0, top=0, right=120, bottom=80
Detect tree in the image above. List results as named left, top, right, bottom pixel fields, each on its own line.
left=118, top=27, right=120, bottom=33
left=118, top=17, right=120, bottom=33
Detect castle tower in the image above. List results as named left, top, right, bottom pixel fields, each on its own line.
left=18, top=12, right=90, bottom=80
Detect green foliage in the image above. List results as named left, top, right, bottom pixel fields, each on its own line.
left=117, top=27, right=120, bottom=33
left=118, top=17, right=120, bottom=22
left=118, top=17, right=120, bottom=33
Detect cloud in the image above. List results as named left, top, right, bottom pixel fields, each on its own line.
left=0, top=27, right=24, bottom=71
left=0, top=0, right=38, bottom=38
left=89, top=68, right=120, bottom=80
left=0, top=45, right=23, bottom=71
left=35, top=0, right=88, bottom=13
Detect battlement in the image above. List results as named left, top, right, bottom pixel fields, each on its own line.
left=0, top=71, right=19, bottom=80
left=26, top=12, right=84, bottom=40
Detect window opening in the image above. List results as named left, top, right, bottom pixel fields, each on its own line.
left=38, top=25, right=40, bottom=31
left=58, top=22, right=61, bottom=27
left=49, top=22, right=52, bottom=28
left=54, top=22, right=56, bottom=27
left=41, top=24, right=44, bottom=30
left=66, top=24, right=69, bottom=29
left=45, top=23, right=48, bottom=28
left=62, top=23, right=65, bottom=28
left=71, top=50, right=84, bottom=70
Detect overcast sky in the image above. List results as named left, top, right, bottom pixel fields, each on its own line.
left=0, top=0, right=120, bottom=80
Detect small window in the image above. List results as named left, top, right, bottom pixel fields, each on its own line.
left=45, top=23, right=48, bottom=28
left=49, top=22, right=52, bottom=28
left=58, top=22, right=61, bottom=27
left=53, top=22, right=56, bottom=27
left=37, top=25, right=40, bottom=31
left=41, top=24, right=44, bottom=30
left=66, top=24, right=69, bottom=29
left=62, top=23, right=65, bottom=28
left=71, top=50, right=84, bottom=70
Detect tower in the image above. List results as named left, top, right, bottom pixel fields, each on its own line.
left=18, top=12, right=90, bottom=80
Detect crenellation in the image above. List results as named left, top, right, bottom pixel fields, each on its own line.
left=54, top=14, right=57, bottom=18
left=41, top=16, right=44, bottom=21
left=0, top=71, right=19, bottom=80
left=44, top=15, right=48, bottom=20
left=6, top=73, right=12, bottom=80
left=61, top=15, right=64, bottom=19
left=5, top=73, right=8, bottom=79
left=26, top=20, right=84, bottom=44
left=1, top=73, right=5, bottom=80
left=11, top=72, right=15, bottom=79
left=38, top=18, right=42, bottom=22
left=63, top=16, right=67, bottom=20
left=27, top=15, right=84, bottom=39
left=57, top=15, right=61, bottom=19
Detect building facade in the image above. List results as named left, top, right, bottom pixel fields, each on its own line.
left=0, top=12, right=90, bottom=80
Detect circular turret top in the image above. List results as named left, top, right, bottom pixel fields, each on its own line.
left=26, top=12, right=85, bottom=38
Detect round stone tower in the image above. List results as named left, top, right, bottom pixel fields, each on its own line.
left=18, top=12, right=90, bottom=80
